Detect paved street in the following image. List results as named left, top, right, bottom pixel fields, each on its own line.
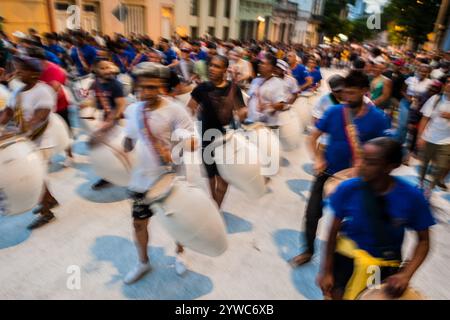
left=0, top=69, right=449, bottom=300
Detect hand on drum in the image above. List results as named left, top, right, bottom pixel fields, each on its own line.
left=314, top=158, right=327, bottom=176
left=317, top=272, right=334, bottom=299
left=384, top=272, right=411, bottom=298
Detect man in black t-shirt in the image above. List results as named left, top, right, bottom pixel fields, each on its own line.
left=187, top=55, right=247, bottom=208
left=82, top=58, right=127, bottom=190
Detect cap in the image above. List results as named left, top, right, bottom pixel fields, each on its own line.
left=132, top=62, right=170, bottom=79
left=328, top=75, right=345, bottom=91
left=276, top=59, right=289, bottom=72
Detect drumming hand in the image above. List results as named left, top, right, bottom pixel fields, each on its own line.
left=317, top=272, right=334, bottom=298
left=385, top=272, right=410, bottom=298
left=416, top=138, right=426, bottom=151
left=314, top=158, right=327, bottom=175
left=160, top=147, right=173, bottom=164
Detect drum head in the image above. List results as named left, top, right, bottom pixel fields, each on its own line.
left=323, top=168, right=355, bottom=198
left=146, top=173, right=177, bottom=203
left=358, top=284, right=426, bottom=300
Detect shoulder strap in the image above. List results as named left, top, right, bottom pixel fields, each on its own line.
left=342, top=106, right=363, bottom=167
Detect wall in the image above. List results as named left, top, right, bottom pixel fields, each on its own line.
left=0, top=0, right=52, bottom=35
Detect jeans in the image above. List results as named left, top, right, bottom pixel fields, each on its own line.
left=396, top=98, right=411, bottom=145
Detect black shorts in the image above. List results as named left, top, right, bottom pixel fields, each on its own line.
left=56, top=108, right=72, bottom=133
left=130, top=192, right=154, bottom=220
left=332, top=252, right=400, bottom=294
left=201, top=145, right=220, bottom=179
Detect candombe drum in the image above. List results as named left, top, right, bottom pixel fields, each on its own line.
left=212, top=130, right=267, bottom=198
left=277, top=108, right=301, bottom=151
left=242, top=122, right=281, bottom=177
left=147, top=173, right=228, bottom=257
left=78, top=106, right=102, bottom=134
left=89, top=126, right=136, bottom=187
left=323, top=168, right=355, bottom=198
left=175, top=84, right=195, bottom=108
left=0, top=85, right=10, bottom=111
left=0, top=134, right=46, bottom=216
left=358, top=284, right=426, bottom=300
left=69, top=74, right=95, bottom=104
left=293, top=93, right=314, bottom=132
left=241, top=90, right=250, bottom=107
left=41, top=113, right=72, bottom=158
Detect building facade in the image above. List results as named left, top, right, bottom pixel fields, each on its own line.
left=292, top=0, right=324, bottom=46
left=238, top=0, right=273, bottom=41
left=268, top=0, right=298, bottom=43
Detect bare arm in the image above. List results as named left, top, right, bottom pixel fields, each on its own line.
left=0, top=108, right=13, bottom=126
left=373, top=78, right=393, bottom=106
left=186, top=98, right=199, bottom=117
left=27, top=109, right=51, bottom=132
left=299, top=76, right=314, bottom=92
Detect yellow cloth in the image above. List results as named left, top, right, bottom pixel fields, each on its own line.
left=336, top=236, right=400, bottom=300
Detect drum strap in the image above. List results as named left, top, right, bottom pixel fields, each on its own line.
left=94, top=80, right=112, bottom=117
left=76, top=47, right=90, bottom=73
left=129, top=53, right=144, bottom=70
left=139, top=102, right=170, bottom=166
left=342, top=106, right=364, bottom=168
left=336, top=235, right=400, bottom=300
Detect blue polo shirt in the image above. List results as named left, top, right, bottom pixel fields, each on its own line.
left=70, top=45, right=97, bottom=76
left=292, top=64, right=309, bottom=86
left=45, top=50, right=62, bottom=66
left=163, top=48, right=178, bottom=65
left=46, top=44, right=66, bottom=57
left=190, top=50, right=208, bottom=62
left=316, top=104, right=390, bottom=174
left=113, top=50, right=135, bottom=74
left=330, top=177, right=435, bottom=258
left=309, top=67, right=322, bottom=85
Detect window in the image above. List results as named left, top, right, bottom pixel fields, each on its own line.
left=55, top=2, right=70, bottom=10
left=190, top=0, right=199, bottom=16
left=83, top=5, right=96, bottom=12
left=224, top=0, right=231, bottom=18
left=191, top=26, right=198, bottom=39
left=223, top=26, right=229, bottom=40
left=208, top=27, right=216, bottom=37
left=209, top=0, right=217, bottom=17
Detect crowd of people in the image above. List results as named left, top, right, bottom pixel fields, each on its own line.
left=0, top=28, right=449, bottom=300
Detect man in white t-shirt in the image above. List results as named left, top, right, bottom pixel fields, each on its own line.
left=0, top=56, right=58, bottom=229
left=417, top=75, right=450, bottom=193
left=122, top=62, right=197, bottom=285
left=274, top=59, right=299, bottom=105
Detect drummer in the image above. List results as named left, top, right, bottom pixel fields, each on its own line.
left=122, top=62, right=197, bottom=284
left=0, top=56, right=58, bottom=229
left=290, top=70, right=391, bottom=267
left=80, top=57, right=127, bottom=190
left=317, top=137, right=434, bottom=300
left=187, top=55, right=247, bottom=208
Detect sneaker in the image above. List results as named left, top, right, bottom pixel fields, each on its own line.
left=124, top=262, right=151, bottom=285
left=27, top=212, right=55, bottom=230
left=91, top=179, right=112, bottom=191
left=175, top=253, right=188, bottom=276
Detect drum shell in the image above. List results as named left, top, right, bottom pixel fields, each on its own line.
left=243, top=126, right=280, bottom=177
left=89, top=126, right=136, bottom=186
left=0, top=138, right=46, bottom=216
left=152, top=179, right=228, bottom=257
left=43, top=113, right=72, bottom=156
left=117, top=73, right=133, bottom=97
left=79, top=107, right=102, bottom=134
left=293, top=97, right=313, bottom=132
left=278, top=109, right=301, bottom=151
left=214, top=132, right=267, bottom=198
left=358, top=284, right=426, bottom=300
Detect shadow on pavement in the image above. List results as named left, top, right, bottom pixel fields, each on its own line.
left=302, top=163, right=314, bottom=177
left=90, top=235, right=213, bottom=300
left=0, top=212, right=32, bottom=250
left=222, top=212, right=253, bottom=234
left=76, top=181, right=129, bottom=203
left=272, top=229, right=323, bottom=300
left=286, top=179, right=311, bottom=201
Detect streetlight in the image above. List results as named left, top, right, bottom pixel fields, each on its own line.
left=257, top=16, right=266, bottom=23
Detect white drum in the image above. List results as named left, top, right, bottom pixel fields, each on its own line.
left=0, top=84, right=10, bottom=111
left=241, top=90, right=250, bottom=106
left=0, top=135, right=46, bottom=216
left=358, top=284, right=426, bottom=300
left=79, top=106, right=102, bottom=134
left=69, top=74, right=95, bottom=104
left=212, top=131, right=267, bottom=199
left=243, top=123, right=280, bottom=177
left=89, top=126, right=136, bottom=187
left=42, top=113, right=72, bottom=156
left=278, top=109, right=301, bottom=151
left=293, top=96, right=314, bottom=132
left=117, top=73, right=133, bottom=97
left=147, top=173, right=227, bottom=257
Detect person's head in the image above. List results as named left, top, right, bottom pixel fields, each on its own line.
left=229, top=49, right=241, bottom=62
left=359, top=137, right=403, bottom=183
left=417, top=64, right=431, bottom=80
left=343, top=70, right=370, bottom=109
left=306, top=57, right=317, bottom=70
left=371, top=62, right=387, bottom=77
left=159, top=38, right=170, bottom=51
left=13, top=56, right=42, bottom=85
left=207, top=42, right=217, bottom=56
left=192, top=41, right=201, bottom=53
left=28, top=28, right=38, bottom=37
left=208, top=55, right=229, bottom=83
left=180, top=47, right=191, bottom=60
left=93, top=58, right=115, bottom=79
left=429, top=80, right=443, bottom=96
left=274, top=59, right=289, bottom=78
left=73, top=32, right=85, bottom=46
left=132, top=62, right=170, bottom=103
left=44, top=32, right=57, bottom=45
left=147, top=49, right=163, bottom=63
left=259, top=53, right=277, bottom=78
left=328, top=75, right=345, bottom=102
left=286, top=51, right=298, bottom=66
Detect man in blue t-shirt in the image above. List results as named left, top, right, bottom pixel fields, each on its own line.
left=286, top=50, right=313, bottom=92
left=159, top=38, right=179, bottom=68
left=290, top=70, right=391, bottom=268
left=317, top=137, right=434, bottom=299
